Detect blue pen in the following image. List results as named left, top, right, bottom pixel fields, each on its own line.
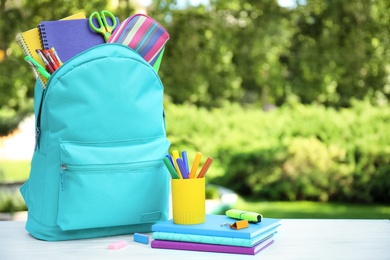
left=181, top=150, right=189, bottom=173
left=176, top=158, right=189, bottom=179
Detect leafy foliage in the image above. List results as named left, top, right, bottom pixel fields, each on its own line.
left=166, top=101, right=390, bottom=203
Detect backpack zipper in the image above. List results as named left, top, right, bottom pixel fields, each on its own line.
left=35, top=88, right=46, bottom=151
left=60, top=161, right=163, bottom=191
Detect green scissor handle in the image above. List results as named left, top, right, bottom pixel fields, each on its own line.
left=89, top=10, right=117, bottom=42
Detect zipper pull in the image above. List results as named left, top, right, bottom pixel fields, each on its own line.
left=61, top=164, right=67, bottom=171
left=34, top=127, right=41, bottom=150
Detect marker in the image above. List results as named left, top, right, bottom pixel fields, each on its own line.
left=51, top=47, right=63, bottom=66
left=171, top=150, right=182, bottom=178
left=181, top=150, right=189, bottom=173
left=225, top=209, right=263, bottom=223
left=166, top=154, right=175, bottom=168
left=189, top=152, right=202, bottom=179
left=163, top=157, right=180, bottom=179
left=24, top=56, right=50, bottom=79
left=197, top=157, right=213, bottom=178
left=43, top=49, right=59, bottom=70
left=36, top=49, right=54, bottom=73
left=176, top=158, right=189, bottom=179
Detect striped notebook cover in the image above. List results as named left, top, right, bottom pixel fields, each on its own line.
left=108, top=14, right=169, bottom=67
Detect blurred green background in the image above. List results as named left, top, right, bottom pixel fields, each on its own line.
left=0, top=0, right=389, bottom=219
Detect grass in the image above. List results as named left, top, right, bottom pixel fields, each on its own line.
left=0, top=160, right=30, bottom=182
left=233, top=197, right=390, bottom=219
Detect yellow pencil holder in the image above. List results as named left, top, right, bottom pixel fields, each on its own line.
left=171, top=178, right=205, bottom=225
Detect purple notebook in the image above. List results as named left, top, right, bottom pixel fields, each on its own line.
left=38, top=18, right=118, bottom=63
left=151, top=237, right=274, bottom=255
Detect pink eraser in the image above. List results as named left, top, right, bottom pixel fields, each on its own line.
left=108, top=240, right=128, bottom=250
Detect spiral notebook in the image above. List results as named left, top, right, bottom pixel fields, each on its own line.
left=38, top=17, right=119, bottom=63
left=16, top=13, right=86, bottom=87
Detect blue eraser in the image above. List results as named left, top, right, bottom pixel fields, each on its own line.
left=134, top=233, right=149, bottom=244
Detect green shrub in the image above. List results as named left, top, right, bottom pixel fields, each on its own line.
left=165, top=101, right=390, bottom=203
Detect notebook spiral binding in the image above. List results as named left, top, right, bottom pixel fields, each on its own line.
left=16, top=31, right=47, bottom=88
left=16, top=33, right=31, bottom=56
left=38, top=24, right=49, bottom=49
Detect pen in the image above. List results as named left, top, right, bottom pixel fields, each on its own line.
left=51, top=47, right=63, bottom=66
left=171, top=150, right=183, bottom=179
left=189, top=152, right=202, bottom=179
left=197, top=157, right=213, bottom=178
left=36, top=49, right=54, bottom=73
left=44, top=49, right=59, bottom=70
left=176, top=158, right=189, bottom=179
left=24, top=56, right=50, bottom=79
left=181, top=150, right=190, bottom=173
left=166, top=154, right=175, bottom=168
left=163, top=157, right=180, bottom=179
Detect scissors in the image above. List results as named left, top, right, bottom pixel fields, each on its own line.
left=89, top=10, right=117, bottom=42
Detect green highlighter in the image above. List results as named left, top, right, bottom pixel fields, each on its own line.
left=226, top=209, right=263, bottom=223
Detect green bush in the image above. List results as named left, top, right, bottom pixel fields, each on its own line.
left=165, top=101, right=390, bottom=203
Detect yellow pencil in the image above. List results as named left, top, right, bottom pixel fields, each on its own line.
left=172, top=150, right=183, bottom=178
left=189, top=152, right=202, bottom=178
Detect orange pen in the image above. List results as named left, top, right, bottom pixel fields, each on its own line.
left=197, top=157, right=213, bottom=178
left=189, top=152, right=202, bottom=178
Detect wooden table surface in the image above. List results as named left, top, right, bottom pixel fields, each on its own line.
left=1, top=219, right=389, bottom=259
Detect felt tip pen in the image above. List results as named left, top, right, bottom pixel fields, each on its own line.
left=226, top=209, right=263, bottom=223
left=176, top=158, right=189, bottom=179
left=43, top=49, right=59, bottom=70
left=36, top=49, right=54, bottom=73
left=171, top=150, right=183, bottom=178
left=181, top=150, right=189, bottom=173
left=163, top=157, right=180, bottom=179
left=197, top=157, right=213, bottom=178
left=189, top=152, right=202, bottom=179
left=24, top=56, right=50, bottom=79
left=51, top=47, right=63, bottom=66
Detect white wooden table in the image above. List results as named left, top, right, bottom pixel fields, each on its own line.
left=1, top=219, right=389, bottom=259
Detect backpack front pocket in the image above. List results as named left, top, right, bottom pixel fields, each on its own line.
left=57, top=137, right=170, bottom=231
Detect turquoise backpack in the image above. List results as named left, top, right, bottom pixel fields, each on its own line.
left=20, top=44, right=171, bottom=241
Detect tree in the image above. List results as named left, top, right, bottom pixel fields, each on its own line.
left=0, top=0, right=112, bottom=136
left=287, top=0, right=390, bottom=107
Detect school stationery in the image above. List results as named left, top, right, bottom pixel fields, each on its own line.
left=35, top=49, right=54, bottom=73
left=24, top=56, right=50, bottom=79
left=107, top=14, right=170, bottom=71
left=171, top=178, right=206, bottom=225
left=163, top=157, right=180, bottom=179
left=152, top=229, right=277, bottom=248
left=197, top=157, right=213, bottom=178
left=229, top=219, right=249, bottom=230
left=38, top=17, right=119, bottom=63
left=189, top=152, right=202, bottom=178
left=15, top=12, right=86, bottom=87
left=20, top=44, right=171, bottom=241
left=151, top=236, right=275, bottom=255
left=226, top=209, right=263, bottom=223
left=171, top=150, right=182, bottom=178
left=89, top=10, right=118, bottom=42
left=152, top=214, right=281, bottom=239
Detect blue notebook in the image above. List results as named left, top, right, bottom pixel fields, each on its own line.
left=152, top=214, right=281, bottom=239
left=152, top=230, right=278, bottom=247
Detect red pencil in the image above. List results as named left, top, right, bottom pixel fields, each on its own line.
left=197, top=157, right=213, bottom=178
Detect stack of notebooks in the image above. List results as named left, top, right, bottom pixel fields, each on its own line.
left=151, top=214, right=281, bottom=255
left=15, top=13, right=118, bottom=88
